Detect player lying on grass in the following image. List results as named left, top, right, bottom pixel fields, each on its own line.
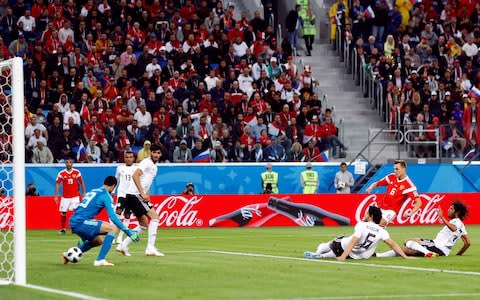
left=304, top=206, right=411, bottom=260
left=62, top=176, right=140, bottom=267
left=377, top=201, right=471, bottom=258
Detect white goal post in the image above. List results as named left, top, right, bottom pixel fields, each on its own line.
left=0, top=57, right=25, bottom=285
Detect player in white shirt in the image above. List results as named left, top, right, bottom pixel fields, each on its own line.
left=116, top=144, right=164, bottom=257
left=379, top=201, right=470, bottom=258
left=114, top=151, right=136, bottom=244
left=304, top=206, right=410, bottom=260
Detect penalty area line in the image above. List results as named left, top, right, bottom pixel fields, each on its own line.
left=21, top=284, right=105, bottom=300
left=208, top=250, right=480, bottom=277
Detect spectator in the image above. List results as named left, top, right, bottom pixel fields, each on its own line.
left=137, top=140, right=152, bottom=163
left=210, top=141, right=228, bottom=162
left=173, top=140, right=192, bottom=163
left=86, top=140, right=101, bottom=163
left=31, top=140, right=54, bottom=163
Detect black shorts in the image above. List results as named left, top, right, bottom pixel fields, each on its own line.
left=125, top=194, right=153, bottom=218
left=329, top=236, right=351, bottom=258
left=116, top=197, right=132, bottom=216
left=116, top=197, right=127, bottom=211
left=420, top=239, right=446, bottom=256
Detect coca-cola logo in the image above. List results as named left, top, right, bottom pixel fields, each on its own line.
left=295, top=210, right=316, bottom=227
left=0, top=196, right=14, bottom=230
left=355, top=194, right=445, bottom=225
left=241, top=205, right=262, bottom=220
left=153, top=195, right=202, bottom=227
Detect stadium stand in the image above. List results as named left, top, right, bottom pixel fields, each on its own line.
left=331, top=0, right=480, bottom=160
left=0, top=0, right=347, bottom=163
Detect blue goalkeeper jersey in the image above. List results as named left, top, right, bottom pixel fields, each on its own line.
left=70, top=186, right=126, bottom=231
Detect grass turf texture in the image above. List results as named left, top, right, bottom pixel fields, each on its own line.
left=1, top=226, right=480, bottom=299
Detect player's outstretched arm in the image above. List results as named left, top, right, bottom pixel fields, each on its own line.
left=337, top=236, right=359, bottom=261
left=365, top=182, right=377, bottom=194
left=384, top=239, right=413, bottom=259
left=438, top=207, right=458, bottom=232
left=456, top=234, right=471, bottom=256
left=54, top=182, right=61, bottom=204
left=105, top=198, right=128, bottom=232
left=79, top=176, right=87, bottom=196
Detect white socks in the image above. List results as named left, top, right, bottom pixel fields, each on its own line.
left=405, top=240, right=429, bottom=255
left=319, top=251, right=337, bottom=258
left=315, top=243, right=337, bottom=258
left=147, top=219, right=159, bottom=249
left=376, top=250, right=398, bottom=258
left=121, top=225, right=146, bottom=248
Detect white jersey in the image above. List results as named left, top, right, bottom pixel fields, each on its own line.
left=433, top=218, right=468, bottom=256
left=341, top=221, right=390, bottom=259
left=126, top=157, right=157, bottom=195
left=115, top=164, right=136, bottom=198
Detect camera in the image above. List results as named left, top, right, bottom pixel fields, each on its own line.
left=183, top=183, right=195, bottom=195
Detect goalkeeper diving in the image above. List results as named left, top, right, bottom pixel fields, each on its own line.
left=62, top=176, right=140, bottom=267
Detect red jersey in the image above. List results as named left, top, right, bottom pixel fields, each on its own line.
left=376, top=173, right=418, bottom=212
left=56, top=169, right=82, bottom=198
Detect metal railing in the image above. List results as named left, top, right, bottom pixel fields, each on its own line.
left=366, top=128, right=405, bottom=162
left=403, top=129, right=441, bottom=159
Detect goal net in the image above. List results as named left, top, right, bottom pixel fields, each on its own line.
left=0, top=57, right=25, bottom=285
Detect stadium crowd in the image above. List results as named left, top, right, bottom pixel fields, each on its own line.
left=332, top=0, right=480, bottom=158
left=0, top=0, right=347, bottom=164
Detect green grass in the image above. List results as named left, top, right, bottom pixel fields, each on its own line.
left=1, top=226, right=480, bottom=299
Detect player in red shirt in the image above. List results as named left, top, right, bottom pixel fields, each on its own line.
left=54, top=159, right=86, bottom=234
left=366, top=160, right=422, bottom=226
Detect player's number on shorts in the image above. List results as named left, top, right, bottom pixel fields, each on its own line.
left=79, top=191, right=96, bottom=208
left=359, top=233, right=376, bottom=249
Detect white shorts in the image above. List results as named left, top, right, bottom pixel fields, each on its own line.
left=380, top=209, right=397, bottom=225
left=59, top=196, right=80, bottom=212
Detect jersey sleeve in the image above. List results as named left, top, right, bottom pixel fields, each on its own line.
left=56, top=172, right=63, bottom=183
left=451, top=219, right=468, bottom=235
left=376, top=174, right=392, bottom=186
left=103, top=194, right=127, bottom=232
left=115, top=166, right=121, bottom=181
left=402, top=180, right=418, bottom=197
left=380, top=229, right=390, bottom=241
left=138, top=159, right=150, bottom=174
left=353, top=222, right=365, bottom=238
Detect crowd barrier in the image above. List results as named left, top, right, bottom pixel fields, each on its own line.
left=24, top=163, right=358, bottom=196
left=4, top=193, right=479, bottom=229
left=17, top=163, right=480, bottom=196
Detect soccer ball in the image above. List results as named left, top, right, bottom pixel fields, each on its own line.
left=65, top=247, right=83, bottom=263
left=338, top=182, right=346, bottom=189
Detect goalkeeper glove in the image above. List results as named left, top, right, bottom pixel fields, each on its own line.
left=126, top=229, right=140, bottom=242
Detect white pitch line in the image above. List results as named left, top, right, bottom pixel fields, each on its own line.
left=208, top=250, right=480, bottom=277
left=22, top=284, right=105, bottom=300
left=261, top=293, right=480, bottom=300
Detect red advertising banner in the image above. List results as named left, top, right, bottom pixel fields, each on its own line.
left=6, top=193, right=478, bottom=229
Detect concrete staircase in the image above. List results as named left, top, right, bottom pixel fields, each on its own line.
left=299, top=43, right=408, bottom=162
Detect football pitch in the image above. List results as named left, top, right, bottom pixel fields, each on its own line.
left=2, top=226, right=480, bottom=300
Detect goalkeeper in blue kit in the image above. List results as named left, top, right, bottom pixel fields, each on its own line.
left=62, top=176, right=140, bottom=267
